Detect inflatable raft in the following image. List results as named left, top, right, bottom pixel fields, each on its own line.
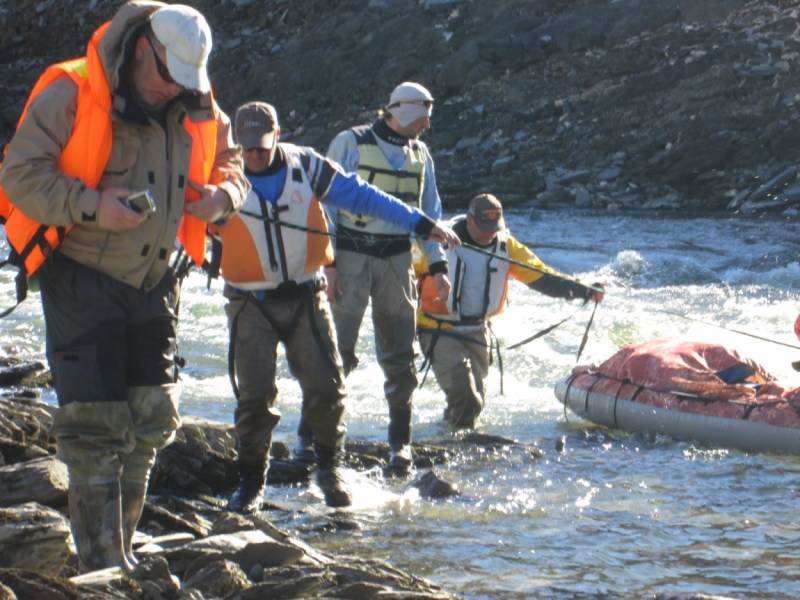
left=554, top=339, right=800, bottom=455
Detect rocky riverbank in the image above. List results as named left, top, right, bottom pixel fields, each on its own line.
left=4, top=0, right=800, bottom=215
left=0, top=362, right=468, bottom=600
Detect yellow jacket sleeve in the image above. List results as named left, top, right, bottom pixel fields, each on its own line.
left=506, top=234, right=593, bottom=300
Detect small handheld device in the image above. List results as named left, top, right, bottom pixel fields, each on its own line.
left=125, top=190, right=155, bottom=214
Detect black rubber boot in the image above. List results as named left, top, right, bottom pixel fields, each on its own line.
left=294, top=418, right=315, bottom=462
left=314, top=444, right=352, bottom=508
left=388, top=408, right=413, bottom=470
left=227, top=460, right=268, bottom=514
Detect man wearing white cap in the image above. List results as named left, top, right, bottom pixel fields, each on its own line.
left=0, top=1, right=248, bottom=571
left=315, top=82, right=450, bottom=472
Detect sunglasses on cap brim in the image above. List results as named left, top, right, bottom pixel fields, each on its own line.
left=388, top=100, right=434, bottom=109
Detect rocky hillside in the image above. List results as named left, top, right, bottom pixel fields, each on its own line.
left=3, top=0, right=800, bottom=212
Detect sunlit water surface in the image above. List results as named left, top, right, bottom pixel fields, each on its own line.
left=3, top=211, right=800, bottom=599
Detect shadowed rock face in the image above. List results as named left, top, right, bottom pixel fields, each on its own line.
left=3, top=0, right=800, bottom=213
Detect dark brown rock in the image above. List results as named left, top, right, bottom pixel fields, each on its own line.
left=409, top=470, right=460, bottom=499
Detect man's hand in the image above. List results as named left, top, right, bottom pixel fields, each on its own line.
left=432, top=272, right=451, bottom=303
left=428, top=223, right=460, bottom=251
left=183, top=180, right=232, bottom=223
left=324, top=266, right=342, bottom=304
left=98, top=187, right=147, bottom=231
left=587, top=282, right=605, bottom=303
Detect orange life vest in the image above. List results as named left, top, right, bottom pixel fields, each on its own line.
left=0, top=20, right=216, bottom=275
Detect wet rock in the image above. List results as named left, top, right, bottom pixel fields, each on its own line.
left=461, top=432, right=516, bottom=446
left=409, top=470, right=460, bottom=498
left=0, top=360, right=45, bottom=386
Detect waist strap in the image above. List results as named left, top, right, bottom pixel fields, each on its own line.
left=231, top=279, right=321, bottom=301
left=336, top=225, right=410, bottom=258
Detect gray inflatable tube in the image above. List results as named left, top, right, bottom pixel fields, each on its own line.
left=554, top=376, right=800, bottom=455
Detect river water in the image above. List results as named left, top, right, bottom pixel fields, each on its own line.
left=2, top=210, right=800, bottom=599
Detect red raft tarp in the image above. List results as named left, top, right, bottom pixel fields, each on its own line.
left=554, top=340, right=800, bottom=454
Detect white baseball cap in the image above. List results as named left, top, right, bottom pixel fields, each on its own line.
left=150, top=5, right=212, bottom=92
left=386, top=82, right=434, bottom=127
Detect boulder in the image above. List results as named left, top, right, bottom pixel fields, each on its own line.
left=0, top=503, right=71, bottom=576
left=184, top=559, right=251, bottom=598
left=409, top=470, right=460, bottom=499
left=0, top=456, right=68, bottom=508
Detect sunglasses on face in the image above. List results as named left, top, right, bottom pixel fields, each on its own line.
left=244, top=147, right=270, bottom=154
left=145, top=36, right=179, bottom=86
left=388, top=100, right=434, bottom=109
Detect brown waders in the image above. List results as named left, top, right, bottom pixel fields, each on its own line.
left=224, top=282, right=352, bottom=510
left=327, top=250, right=418, bottom=469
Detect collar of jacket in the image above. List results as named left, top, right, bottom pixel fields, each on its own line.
left=245, top=145, right=286, bottom=177
left=372, top=118, right=410, bottom=147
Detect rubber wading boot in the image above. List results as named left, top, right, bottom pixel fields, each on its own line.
left=69, top=481, right=134, bottom=572
left=314, top=444, right=352, bottom=508
left=120, top=480, right=147, bottom=566
left=388, top=408, right=413, bottom=471
left=294, top=419, right=315, bottom=462
left=227, top=460, right=268, bottom=514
